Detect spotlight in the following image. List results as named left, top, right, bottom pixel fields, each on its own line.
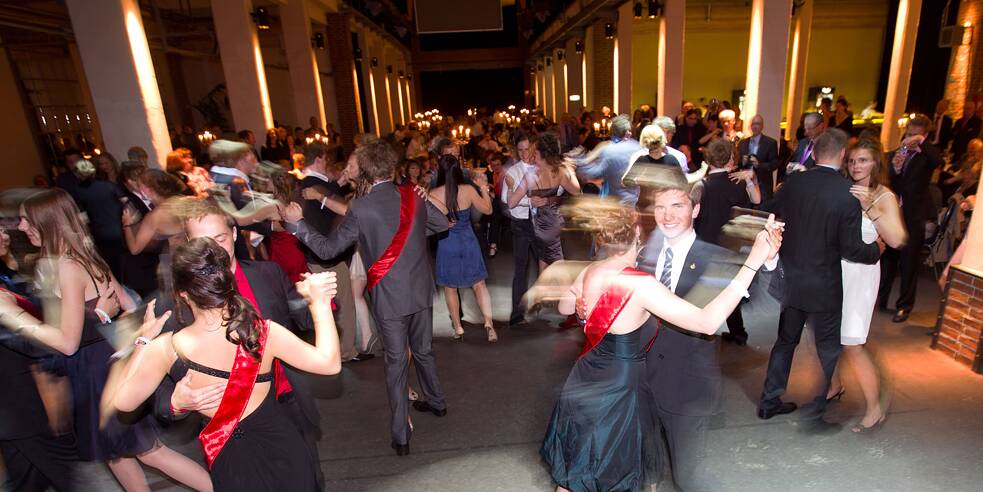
left=557, top=50, right=564, bottom=61
left=633, top=2, right=642, bottom=19
left=311, top=32, right=325, bottom=49
left=530, top=66, right=536, bottom=74
left=604, top=23, right=615, bottom=39
left=251, top=7, right=271, bottom=30
left=545, top=56, right=551, bottom=66
left=386, top=65, right=393, bottom=74
left=353, top=48, right=362, bottom=61
left=371, top=57, right=378, bottom=67
left=648, top=0, right=661, bottom=19
left=575, top=41, right=583, bottom=54
left=398, top=70, right=405, bottom=79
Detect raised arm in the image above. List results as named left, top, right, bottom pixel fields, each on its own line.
left=470, top=174, right=494, bottom=215
left=867, top=190, right=907, bottom=249
left=123, top=207, right=162, bottom=255
left=838, top=194, right=882, bottom=264
left=0, top=260, right=88, bottom=355
left=284, top=203, right=359, bottom=263
left=561, top=167, right=582, bottom=195
left=267, top=272, right=340, bottom=375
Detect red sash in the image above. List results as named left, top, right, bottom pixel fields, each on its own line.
left=579, top=268, right=648, bottom=357
left=233, top=263, right=292, bottom=399
left=198, top=321, right=268, bottom=469
left=366, top=184, right=418, bottom=290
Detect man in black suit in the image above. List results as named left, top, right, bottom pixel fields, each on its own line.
left=879, top=115, right=943, bottom=322
left=786, top=112, right=825, bottom=172
left=284, top=139, right=450, bottom=456
left=635, top=172, right=768, bottom=491
left=759, top=129, right=882, bottom=428
left=118, top=161, right=162, bottom=297
left=951, top=100, right=981, bottom=161
left=928, top=100, right=954, bottom=152
left=297, top=142, right=359, bottom=361
left=739, top=115, right=780, bottom=200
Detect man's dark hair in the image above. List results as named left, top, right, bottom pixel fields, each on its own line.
left=302, top=141, right=335, bottom=165
left=237, top=129, right=253, bottom=141
left=812, top=128, right=849, bottom=163
left=119, top=160, right=147, bottom=184
left=705, top=139, right=733, bottom=169
left=512, top=130, right=529, bottom=149
left=355, top=139, right=398, bottom=182
left=907, top=114, right=931, bottom=131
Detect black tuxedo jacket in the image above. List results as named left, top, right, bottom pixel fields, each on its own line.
left=772, top=166, right=881, bottom=312
left=297, top=176, right=349, bottom=268
left=739, top=134, right=780, bottom=199
left=288, top=181, right=449, bottom=319
left=887, top=143, right=943, bottom=225
left=121, top=189, right=162, bottom=296
left=637, top=237, right=742, bottom=417
left=930, top=114, right=953, bottom=150
left=788, top=138, right=817, bottom=170
left=0, top=338, right=51, bottom=440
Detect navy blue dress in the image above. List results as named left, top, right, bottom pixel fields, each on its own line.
left=541, top=330, right=652, bottom=491
left=435, top=208, right=488, bottom=288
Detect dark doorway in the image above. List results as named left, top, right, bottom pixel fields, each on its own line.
left=419, top=68, right=523, bottom=115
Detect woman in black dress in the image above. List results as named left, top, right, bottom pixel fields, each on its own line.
left=111, top=238, right=341, bottom=491
left=541, top=206, right=783, bottom=492
left=0, top=188, right=212, bottom=491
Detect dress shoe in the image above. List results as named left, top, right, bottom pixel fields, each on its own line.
left=412, top=400, right=447, bottom=417
left=351, top=352, right=375, bottom=362
left=892, top=308, right=911, bottom=323
left=391, top=441, right=410, bottom=456
left=509, top=316, right=526, bottom=327
left=721, top=331, right=748, bottom=346
left=757, top=401, right=798, bottom=420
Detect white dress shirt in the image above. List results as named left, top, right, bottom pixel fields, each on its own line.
left=501, top=160, right=535, bottom=219
left=749, top=135, right=760, bottom=155
left=655, top=230, right=698, bottom=293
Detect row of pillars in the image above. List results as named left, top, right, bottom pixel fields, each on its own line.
left=532, top=0, right=920, bottom=148
left=63, top=0, right=413, bottom=166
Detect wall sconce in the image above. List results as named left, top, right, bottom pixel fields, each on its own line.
left=398, top=70, right=405, bottom=79
left=575, top=40, right=583, bottom=54
left=407, top=74, right=412, bottom=81
left=648, top=0, right=661, bottom=19
left=545, top=56, right=552, bottom=66
left=353, top=48, right=362, bottom=61
left=604, top=23, right=615, bottom=39
left=371, top=57, right=379, bottom=67
left=557, top=50, right=564, bottom=61
left=963, top=21, right=974, bottom=46
left=537, top=64, right=543, bottom=71
left=633, top=2, right=642, bottom=19
left=252, top=7, right=271, bottom=30
left=311, top=32, right=325, bottom=49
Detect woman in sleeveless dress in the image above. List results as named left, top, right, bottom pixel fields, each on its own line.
left=827, top=138, right=907, bottom=432
left=430, top=155, right=497, bottom=342
left=0, top=188, right=212, bottom=491
left=110, top=237, right=341, bottom=491
left=507, top=133, right=580, bottom=270
left=540, top=205, right=784, bottom=492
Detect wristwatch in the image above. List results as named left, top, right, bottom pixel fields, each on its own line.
left=134, top=336, right=151, bottom=346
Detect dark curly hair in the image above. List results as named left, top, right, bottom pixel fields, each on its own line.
left=534, top=133, right=564, bottom=169
left=171, top=237, right=263, bottom=360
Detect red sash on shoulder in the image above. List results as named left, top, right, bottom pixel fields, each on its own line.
left=233, top=263, right=293, bottom=399
left=579, top=267, right=648, bottom=357
left=366, top=183, right=418, bottom=290
left=199, top=321, right=267, bottom=469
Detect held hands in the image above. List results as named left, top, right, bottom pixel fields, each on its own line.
left=728, top=170, right=755, bottom=184
left=530, top=196, right=548, bottom=207
left=95, top=286, right=122, bottom=320
left=121, top=206, right=138, bottom=227
left=283, top=202, right=303, bottom=224
left=296, top=271, right=338, bottom=307
left=850, top=185, right=874, bottom=211
left=302, top=187, right=325, bottom=202
left=747, top=214, right=784, bottom=269
left=575, top=297, right=588, bottom=320
left=171, top=371, right=225, bottom=414
left=138, top=299, right=172, bottom=340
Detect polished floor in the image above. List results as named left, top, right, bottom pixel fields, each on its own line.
left=35, top=231, right=983, bottom=491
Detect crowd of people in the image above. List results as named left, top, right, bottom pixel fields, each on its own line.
left=0, top=91, right=977, bottom=492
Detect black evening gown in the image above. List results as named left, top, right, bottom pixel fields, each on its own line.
left=167, top=358, right=318, bottom=492
left=529, top=186, right=564, bottom=265
left=541, top=330, right=652, bottom=492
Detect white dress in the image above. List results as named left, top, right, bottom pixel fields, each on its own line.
left=840, top=192, right=890, bottom=345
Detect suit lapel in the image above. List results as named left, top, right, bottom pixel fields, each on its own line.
left=676, top=241, right=710, bottom=298
left=238, top=261, right=272, bottom=315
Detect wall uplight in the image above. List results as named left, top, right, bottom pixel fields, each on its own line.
left=569, top=95, right=581, bottom=102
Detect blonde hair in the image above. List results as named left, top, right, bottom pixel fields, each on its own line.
left=719, top=109, right=736, bottom=122
left=208, top=139, right=251, bottom=166
left=638, top=124, right=667, bottom=152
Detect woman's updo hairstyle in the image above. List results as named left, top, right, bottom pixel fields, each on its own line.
left=171, top=237, right=262, bottom=359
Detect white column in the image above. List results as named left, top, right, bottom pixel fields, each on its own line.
left=615, top=2, right=633, bottom=115
left=881, top=0, right=922, bottom=148
left=566, top=37, right=584, bottom=114
left=212, top=0, right=274, bottom=137
left=546, top=59, right=555, bottom=121
left=785, top=0, right=814, bottom=140
left=744, top=0, right=793, bottom=140
left=554, top=49, right=567, bottom=116
left=657, top=0, right=685, bottom=117
left=281, top=0, right=326, bottom=131
left=65, top=0, right=171, bottom=166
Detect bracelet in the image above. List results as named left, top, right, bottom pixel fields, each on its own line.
left=170, top=403, right=188, bottom=415
left=741, top=263, right=759, bottom=273
left=134, top=336, right=151, bottom=347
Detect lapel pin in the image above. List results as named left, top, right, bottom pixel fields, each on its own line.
left=689, top=263, right=696, bottom=270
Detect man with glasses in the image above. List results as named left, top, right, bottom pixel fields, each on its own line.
left=788, top=112, right=825, bottom=171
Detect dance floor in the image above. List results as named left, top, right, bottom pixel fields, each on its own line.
left=70, top=234, right=983, bottom=491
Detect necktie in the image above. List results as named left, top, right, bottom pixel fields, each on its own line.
left=803, top=140, right=814, bottom=162
left=660, top=248, right=674, bottom=290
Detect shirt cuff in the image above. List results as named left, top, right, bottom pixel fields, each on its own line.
left=763, top=255, right=779, bottom=272
left=285, top=220, right=302, bottom=235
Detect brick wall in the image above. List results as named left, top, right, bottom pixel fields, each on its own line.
left=944, top=0, right=983, bottom=118
left=591, top=20, right=614, bottom=112
left=325, top=12, right=358, bottom=155
left=933, top=266, right=983, bottom=372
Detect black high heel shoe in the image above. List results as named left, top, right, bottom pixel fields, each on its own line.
left=826, top=388, right=845, bottom=403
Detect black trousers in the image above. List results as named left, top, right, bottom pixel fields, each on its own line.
left=726, top=307, right=746, bottom=338
left=509, top=218, right=537, bottom=323
left=0, top=433, right=77, bottom=491
left=760, top=307, right=842, bottom=419
left=878, top=217, right=925, bottom=310
left=651, top=408, right=715, bottom=492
